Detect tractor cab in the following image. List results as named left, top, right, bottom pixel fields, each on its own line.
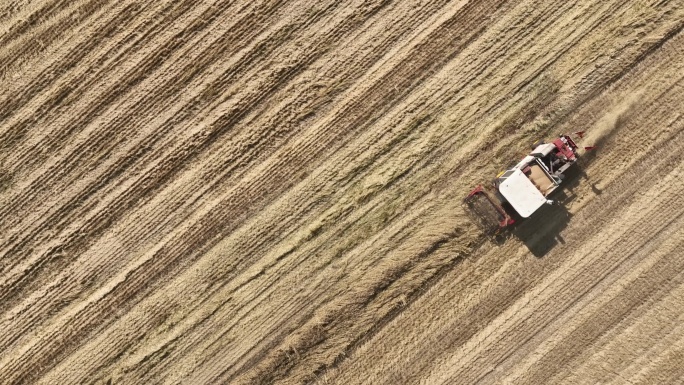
left=495, top=135, right=579, bottom=218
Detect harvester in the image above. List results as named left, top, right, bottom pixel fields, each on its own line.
left=464, top=132, right=593, bottom=234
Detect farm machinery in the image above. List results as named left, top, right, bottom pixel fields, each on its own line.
left=464, top=132, right=594, bottom=233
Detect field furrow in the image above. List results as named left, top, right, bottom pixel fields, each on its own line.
left=1, top=0, right=683, bottom=384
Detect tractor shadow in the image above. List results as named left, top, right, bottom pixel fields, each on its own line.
left=508, top=165, right=590, bottom=258
left=493, top=108, right=627, bottom=257
left=507, top=115, right=625, bottom=257
left=511, top=202, right=571, bottom=258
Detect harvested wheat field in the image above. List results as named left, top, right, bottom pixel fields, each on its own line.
left=1, top=0, right=683, bottom=384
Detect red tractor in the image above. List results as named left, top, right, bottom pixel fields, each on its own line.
left=464, top=132, right=593, bottom=233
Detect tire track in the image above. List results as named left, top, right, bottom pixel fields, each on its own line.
left=0, top=0, right=117, bottom=80
left=1, top=1, right=416, bottom=380
left=321, top=23, right=684, bottom=383
left=142, top=2, right=684, bottom=380
left=0, top=0, right=296, bottom=305
left=416, top=81, right=684, bottom=385
left=2, top=0, right=683, bottom=383
left=8, top=1, right=510, bottom=380
left=1, top=0, right=428, bottom=358
left=551, top=270, right=684, bottom=384
left=0, top=0, right=332, bottom=348
left=0, top=0, right=145, bottom=128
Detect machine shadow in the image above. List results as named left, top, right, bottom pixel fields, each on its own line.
left=509, top=164, right=587, bottom=258
left=511, top=201, right=571, bottom=258
left=487, top=117, right=626, bottom=256
left=503, top=109, right=624, bottom=257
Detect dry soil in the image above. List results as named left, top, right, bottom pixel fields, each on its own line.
left=1, top=0, right=683, bottom=384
